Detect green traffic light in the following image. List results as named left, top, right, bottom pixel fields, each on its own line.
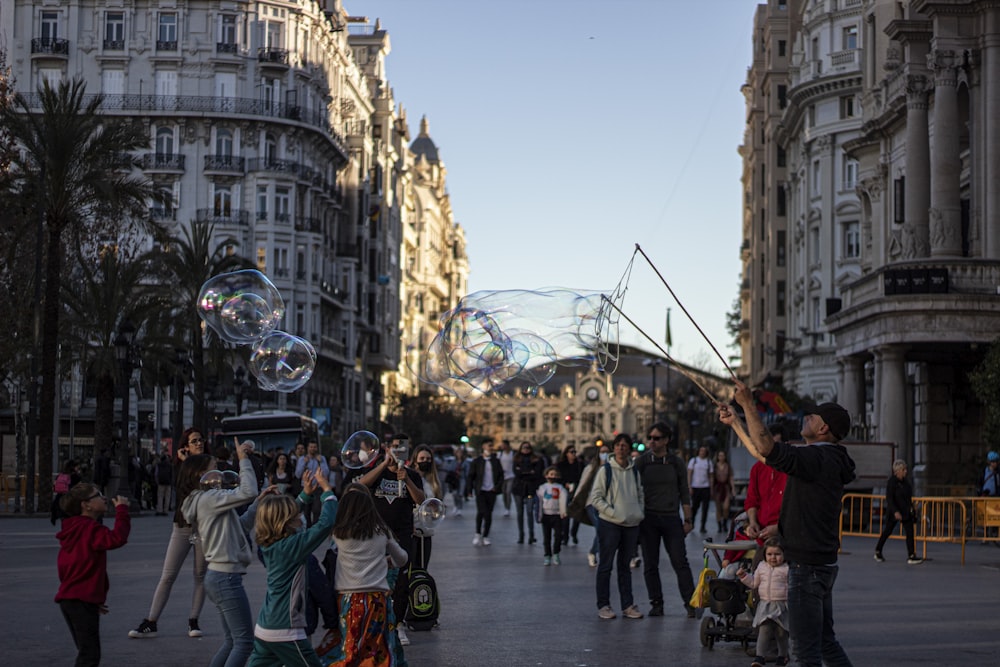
left=460, top=435, right=469, bottom=443
left=637, top=443, right=646, bottom=452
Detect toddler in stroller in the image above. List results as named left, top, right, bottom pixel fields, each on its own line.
left=696, top=528, right=758, bottom=654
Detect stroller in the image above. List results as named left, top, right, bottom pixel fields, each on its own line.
left=697, top=514, right=759, bottom=654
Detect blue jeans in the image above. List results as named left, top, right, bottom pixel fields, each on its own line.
left=515, top=494, right=536, bottom=540
left=787, top=562, right=853, bottom=667
left=595, top=520, right=639, bottom=609
left=204, top=570, right=254, bottom=667
left=640, top=513, right=695, bottom=607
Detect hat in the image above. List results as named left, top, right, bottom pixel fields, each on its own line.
left=805, top=403, right=851, bottom=441
left=988, top=451, right=1000, bottom=463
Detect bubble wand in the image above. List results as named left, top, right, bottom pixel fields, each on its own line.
left=634, top=243, right=737, bottom=379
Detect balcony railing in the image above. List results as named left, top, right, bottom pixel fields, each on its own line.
left=216, top=42, right=240, bottom=54
left=195, top=209, right=249, bottom=227
left=156, top=40, right=178, bottom=51
left=831, top=49, right=858, bottom=69
left=141, top=153, right=185, bottom=170
left=31, top=38, right=70, bottom=56
left=247, top=157, right=300, bottom=175
left=258, top=47, right=289, bottom=65
left=204, top=155, right=245, bottom=173
left=103, top=39, right=125, bottom=51
left=14, top=92, right=348, bottom=160
left=274, top=213, right=292, bottom=225
left=295, top=217, right=321, bottom=234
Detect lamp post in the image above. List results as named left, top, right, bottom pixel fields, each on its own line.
left=234, top=366, right=245, bottom=417
left=114, top=320, right=137, bottom=507
left=642, top=358, right=668, bottom=428
left=173, top=347, right=187, bottom=454
left=676, top=388, right=708, bottom=459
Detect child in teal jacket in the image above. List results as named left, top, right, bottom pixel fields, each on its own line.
left=248, top=468, right=338, bottom=666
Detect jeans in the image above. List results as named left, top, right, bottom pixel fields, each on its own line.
left=587, top=505, right=601, bottom=556
left=59, top=599, right=101, bottom=667
left=595, top=520, right=639, bottom=609
left=691, top=486, right=711, bottom=530
left=639, top=513, right=695, bottom=607
left=475, top=490, right=498, bottom=537
left=305, top=555, right=337, bottom=635
left=204, top=570, right=254, bottom=667
left=147, top=524, right=207, bottom=621
left=515, top=494, right=536, bottom=540
left=541, top=514, right=563, bottom=556
left=787, top=562, right=853, bottom=667
left=875, top=516, right=916, bottom=557
left=501, top=478, right=514, bottom=510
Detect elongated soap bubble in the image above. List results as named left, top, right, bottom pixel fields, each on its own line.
left=422, top=288, right=620, bottom=402
left=249, top=331, right=316, bottom=392
left=197, top=270, right=285, bottom=344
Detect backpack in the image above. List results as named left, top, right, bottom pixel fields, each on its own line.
left=54, top=473, right=71, bottom=495
left=155, top=461, right=173, bottom=486
left=404, top=565, right=440, bottom=631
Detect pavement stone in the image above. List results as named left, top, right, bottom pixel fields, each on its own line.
left=2, top=502, right=1000, bottom=666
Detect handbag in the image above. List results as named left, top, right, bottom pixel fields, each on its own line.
left=689, top=553, right=717, bottom=609
left=567, top=463, right=599, bottom=526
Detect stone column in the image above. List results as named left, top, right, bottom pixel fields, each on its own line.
left=928, top=50, right=962, bottom=257
left=875, top=346, right=908, bottom=455
left=985, top=36, right=1000, bottom=257
left=904, top=75, right=931, bottom=258
left=839, top=355, right=865, bottom=423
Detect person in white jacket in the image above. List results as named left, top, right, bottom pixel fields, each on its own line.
left=588, top=434, right=645, bottom=620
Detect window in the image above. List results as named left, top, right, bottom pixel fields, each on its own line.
left=761, top=164, right=767, bottom=196
left=256, top=247, right=267, bottom=273
left=101, top=69, right=124, bottom=95
left=777, top=145, right=786, bottom=168
left=777, top=184, right=787, bottom=217
left=810, top=227, right=820, bottom=264
left=105, top=12, right=125, bottom=49
left=41, top=11, right=59, bottom=40
left=777, top=230, right=786, bottom=266
left=843, top=157, right=858, bottom=190
left=256, top=186, right=268, bottom=220
left=155, top=127, right=174, bottom=156
left=265, top=20, right=283, bottom=49
left=216, top=129, right=233, bottom=157
left=38, top=68, right=61, bottom=89
left=155, top=70, right=177, bottom=98
left=264, top=134, right=277, bottom=163
left=219, top=14, right=237, bottom=49
left=812, top=297, right=821, bottom=331
left=808, top=104, right=816, bottom=127
left=273, top=247, right=288, bottom=277
left=843, top=26, right=858, bottom=51
left=777, top=281, right=786, bottom=316
left=778, top=40, right=786, bottom=57
left=894, top=177, right=905, bottom=223
left=214, top=186, right=232, bottom=216
left=777, top=84, right=787, bottom=110
left=158, top=13, right=177, bottom=49
left=274, top=187, right=290, bottom=222
left=840, top=95, right=855, bottom=119
left=812, top=160, right=821, bottom=193
left=844, top=221, right=860, bottom=259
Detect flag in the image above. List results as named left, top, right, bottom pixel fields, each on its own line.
left=665, top=308, right=673, bottom=348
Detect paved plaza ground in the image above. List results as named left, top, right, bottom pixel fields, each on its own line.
left=2, top=499, right=999, bottom=666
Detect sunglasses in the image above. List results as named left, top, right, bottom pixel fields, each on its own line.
left=86, top=492, right=105, bottom=501
left=647, top=435, right=666, bottom=441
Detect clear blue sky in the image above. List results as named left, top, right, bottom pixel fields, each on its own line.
left=357, top=0, right=757, bottom=375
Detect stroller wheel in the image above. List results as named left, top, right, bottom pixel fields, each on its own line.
left=700, top=616, right=716, bottom=648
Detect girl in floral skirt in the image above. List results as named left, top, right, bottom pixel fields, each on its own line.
left=317, top=483, right=408, bottom=667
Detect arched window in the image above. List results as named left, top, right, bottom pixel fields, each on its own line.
left=214, top=186, right=232, bottom=216
left=155, top=126, right=174, bottom=156
left=264, top=133, right=277, bottom=164
left=216, top=129, right=233, bottom=157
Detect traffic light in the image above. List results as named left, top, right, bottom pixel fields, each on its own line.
left=635, top=442, right=646, bottom=452
left=460, top=434, right=469, bottom=444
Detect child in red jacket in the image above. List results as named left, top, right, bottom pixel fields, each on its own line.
left=55, top=483, right=131, bottom=667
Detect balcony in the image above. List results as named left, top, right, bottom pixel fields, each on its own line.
left=295, top=217, right=321, bottom=234
left=103, top=39, right=125, bottom=51
left=141, top=153, right=185, bottom=171
left=195, top=209, right=249, bottom=227
left=203, top=155, right=245, bottom=174
left=156, top=40, right=178, bottom=52
left=149, top=207, right=177, bottom=222
left=31, top=38, right=70, bottom=58
left=274, top=213, right=293, bottom=226
left=247, top=157, right=299, bottom=175
left=257, top=47, right=289, bottom=68
left=830, top=49, right=858, bottom=70
left=216, top=42, right=239, bottom=54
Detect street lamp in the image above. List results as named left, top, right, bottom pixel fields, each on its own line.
left=173, top=347, right=187, bottom=453
left=234, top=366, right=246, bottom=416
left=676, top=388, right=708, bottom=459
left=642, top=358, right=668, bottom=428
left=114, top=319, right=137, bottom=507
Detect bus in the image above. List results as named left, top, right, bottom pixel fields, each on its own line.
left=217, top=410, right=320, bottom=456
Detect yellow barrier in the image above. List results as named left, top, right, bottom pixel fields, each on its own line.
left=841, top=493, right=977, bottom=564
left=1, top=475, right=42, bottom=512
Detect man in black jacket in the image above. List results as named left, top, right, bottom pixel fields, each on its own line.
left=468, top=440, right=504, bottom=547
left=722, top=381, right=856, bottom=667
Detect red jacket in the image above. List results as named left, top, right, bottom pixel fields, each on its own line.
left=54, top=505, right=130, bottom=605
left=746, top=461, right=787, bottom=532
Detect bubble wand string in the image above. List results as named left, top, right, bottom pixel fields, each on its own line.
left=633, top=243, right=737, bottom=379
left=600, top=295, right=722, bottom=405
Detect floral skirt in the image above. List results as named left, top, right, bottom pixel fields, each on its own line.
left=316, top=591, right=407, bottom=667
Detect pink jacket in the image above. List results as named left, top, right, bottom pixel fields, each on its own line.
left=740, top=561, right=788, bottom=603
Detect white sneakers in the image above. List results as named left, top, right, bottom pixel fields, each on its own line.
left=588, top=553, right=598, bottom=567
left=482, top=536, right=491, bottom=546
left=397, top=626, right=410, bottom=646
left=473, top=534, right=482, bottom=546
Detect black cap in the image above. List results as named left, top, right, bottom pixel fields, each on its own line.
left=805, top=403, right=851, bottom=441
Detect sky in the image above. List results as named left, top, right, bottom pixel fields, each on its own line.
left=357, top=0, right=757, bottom=375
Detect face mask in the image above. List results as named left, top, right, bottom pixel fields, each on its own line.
left=599, top=452, right=609, bottom=463
left=417, top=461, right=432, bottom=472
left=547, top=478, right=559, bottom=484
left=358, top=449, right=373, bottom=464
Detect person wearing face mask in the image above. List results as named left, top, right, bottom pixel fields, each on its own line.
left=468, top=440, right=504, bottom=547
left=411, top=445, right=443, bottom=568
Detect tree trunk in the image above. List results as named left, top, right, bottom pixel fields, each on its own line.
left=93, top=371, right=115, bottom=455
left=36, top=224, right=64, bottom=512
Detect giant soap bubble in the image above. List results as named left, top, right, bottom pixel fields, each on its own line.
left=421, top=288, right=620, bottom=401
left=341, top=430, right=381, bottom=470
left=197, top=270, right=285, bottom=344
left=249, top=332, right=317, bottom=392
left=417, top=497, right=446, bottom=527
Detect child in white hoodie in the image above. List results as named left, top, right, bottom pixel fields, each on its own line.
left=536, top=466, right=568, bottom=566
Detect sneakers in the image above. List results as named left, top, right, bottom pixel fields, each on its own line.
left=685, top=604, right=698, bottom=619
left=597, top=606, right=616, bottom=619
left=874, top=552, right=885, bottom=562
left=775, top=658, right=790, bottom=666
left=128, top=619, right=158, bottom=638
left=473, top=534, right=483, bottom=546
left=529, top=536, right=537, bottom=544
left=503, top=509, right=510, bottom=517
left=622, top=605, right=644, bottom=619
left=552, top=554, right=561, bottom=566
left=907, top=556, right=923, bottom=565
left=544, top=556, right=552, bottom=566
left=629, top=556, right=641, bottom=569
left=187, top=618, right=202, bottom=638
left=648, top=603, right=664, bottom=617
left=587, top=553, right=598, bottom=567
left=397, top=626, right=410, bottom=646
left=751, top=657, right=766, bottom=667
left=482, top=536, right=492, bottom=546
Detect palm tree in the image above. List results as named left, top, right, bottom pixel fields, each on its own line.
left=154, top=219, right=251, bottom=433
left=0, top=77, right=162, bottom=511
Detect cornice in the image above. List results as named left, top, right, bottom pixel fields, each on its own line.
left=884, top=19, right=933, bottom=43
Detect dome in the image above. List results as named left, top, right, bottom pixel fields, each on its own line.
left=409, top=115, right=439, bottom=163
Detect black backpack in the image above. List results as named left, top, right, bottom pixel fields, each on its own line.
left=404, top=565, right=440, bottom=631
